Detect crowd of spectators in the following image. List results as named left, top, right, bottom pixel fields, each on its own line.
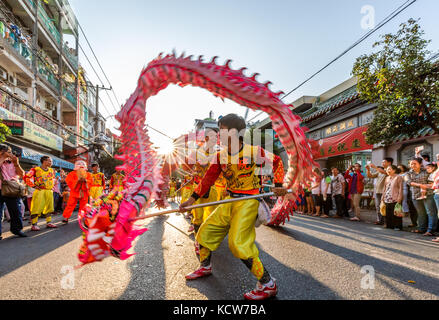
left=295, top=151, right=439, bottom=243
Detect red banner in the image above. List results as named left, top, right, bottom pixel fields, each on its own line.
left=311, top=126, right=373, bottom=160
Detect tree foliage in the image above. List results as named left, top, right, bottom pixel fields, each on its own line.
left=352, top=19, right=439, bottom=145
left=98, top=146, right=122, bottom=177
left=0, top=120, right=12, bottom=143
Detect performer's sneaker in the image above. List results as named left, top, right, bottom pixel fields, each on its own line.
left=46, top=223, right=58, bottom=229
left=244, top=281, right=278, bottom=301
left=188, top=225, right=195, bottom=233
left=185, top=266, right=212, bottom=280
left=62, top=219, right=69, bottom=225
left=31, top=225, right=41, bottom=232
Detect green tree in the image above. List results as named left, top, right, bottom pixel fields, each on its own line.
left=98, top=146, right=122, bottom=177
left=352, top=19, right=439, bottom=145
left=0, top=120, right=12, bottom=143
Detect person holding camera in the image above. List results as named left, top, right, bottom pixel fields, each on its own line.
left=0, top=144, right=27, bottom=240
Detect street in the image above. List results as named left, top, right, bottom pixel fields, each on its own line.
left=1, top=203, right=438, bottom=300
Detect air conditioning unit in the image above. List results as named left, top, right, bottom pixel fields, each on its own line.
left=8, top=74, right=17, bottom=86
left=0, top=68, right=7, bottom=81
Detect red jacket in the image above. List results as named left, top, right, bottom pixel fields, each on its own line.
left=344, top=169, right=364, bottom=195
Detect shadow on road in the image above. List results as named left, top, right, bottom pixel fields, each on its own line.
left=270, top=222, right=439, bottom=297
left=118, top=210, right=170, bottom=300
left=0, top=214, right=82, bottom=278
left=292, top=218, right=439, bottom=264
left=185, top=236, right=341, bottom=300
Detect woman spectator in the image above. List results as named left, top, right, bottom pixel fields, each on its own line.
left=399, top=164, right=418, bottom=228
left=320, top=168, right=332, bottom=218
left=311, top=168, right=323, bottom=217
left=406, top=158, right=437, bottom=236
left=345, top=163, right=365, bottom=222
left=331, top=167, right=347, bottom=219
left=304, top=185, right=313, bottom=215
left=383, top=165, right=404, bottom=230
left=0, top=144, right=27, bottom=239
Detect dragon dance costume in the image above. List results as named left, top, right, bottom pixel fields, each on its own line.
left=187, top=144, right=284, bottom=300
left=110, top=171, right=125, bottom=192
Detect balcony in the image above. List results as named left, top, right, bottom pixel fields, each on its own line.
left=63, top=82, right=77, bottom=107
left=0, top=86, right=63, bottom=137
left=0, top=22, right=33, bottom=69
left=25, top=0, right=62, bottom=47
left=37, top=59, right=60, bottom=93
left=63, top=43, right=78, bottom=70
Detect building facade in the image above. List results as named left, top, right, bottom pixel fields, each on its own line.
left=253, top=76, right=439, bottom=177
left=0, top=0, right=108, bottom=170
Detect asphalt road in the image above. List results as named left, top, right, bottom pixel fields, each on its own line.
left=0, top=203, right=438, bottom=300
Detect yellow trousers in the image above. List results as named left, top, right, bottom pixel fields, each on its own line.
left=196, top=197, right=259, bottom=261
left=191, top=187, right=218, bottom=227
left=89, top=186, right=104, bottom=201
left=31, top=189, right=54, bottom=224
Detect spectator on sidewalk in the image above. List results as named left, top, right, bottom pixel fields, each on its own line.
left=406, top=158, right=437, bottom=236
left=366, top=158, right=393, bottom=225
left=345, top=163, right=365, bottom=222
left=311, top=168, right=323, bottom=217
left=320, top=168, right=332, bottom=218
left=304, top=185, right=313, bottom=215
left=383, top=165, right=404, bottom=231
left=330, top=167, right=346, bottom=219
left=0, top=144, right=27, bottom=239
left=399, top=164, right=418, bottom=228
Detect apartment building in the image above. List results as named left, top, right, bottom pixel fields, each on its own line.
left=0, top=0, right=104, bottom=170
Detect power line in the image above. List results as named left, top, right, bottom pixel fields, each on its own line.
left=77, top=22, right=121, bottom=108
left=248, top=0, right=417, bottom=123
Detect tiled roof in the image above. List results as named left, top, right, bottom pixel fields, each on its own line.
left=392, top=127, right=436, bottom=143
left=296, top=85, right=359, bottom=122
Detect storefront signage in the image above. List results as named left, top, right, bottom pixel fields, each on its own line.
left=0, top=106, right=63, bottom=151
left=324, top=117, right=358, bottom=138
left=2, top=120, right=24, bottom=136
left=313, top=126, right=373, bottom=160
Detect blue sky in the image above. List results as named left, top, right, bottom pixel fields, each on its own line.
left=69, top=0, right=439, bottom=153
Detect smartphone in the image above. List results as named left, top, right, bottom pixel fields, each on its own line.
left=415, top=146, right=424, bottom=153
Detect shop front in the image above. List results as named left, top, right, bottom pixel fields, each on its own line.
left=312, top=125, right=373, bottom=172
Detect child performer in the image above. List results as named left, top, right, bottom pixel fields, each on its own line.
left=89, top=163, right=106, bottom=202
left=180, top=114, right=287, bottom=301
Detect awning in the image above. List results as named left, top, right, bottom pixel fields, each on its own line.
left=21, top=148, right=75, bottom=170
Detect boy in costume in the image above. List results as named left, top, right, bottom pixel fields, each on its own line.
left=24, top=156, right=58, bottom=231
left=180, top=114, right=286, bottom=301
left=62, top=161, right=92, bottom=224
left=90, top=163, right=106, bottom=202
left=110, top=170, right=125, bottom=192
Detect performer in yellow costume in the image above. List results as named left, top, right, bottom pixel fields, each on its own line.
left=181, top=175, right=194, bottom=204
left=110, top=170, right=125, bottom=192
left=189, top=127, right=219, bottom=231
left=169, top=179, right=177, bottom=202
left=24, top=156, right=57, bottom=231
left=180, top=114, right=286, bottom=301
left=90, top=163, right=106, bottom=202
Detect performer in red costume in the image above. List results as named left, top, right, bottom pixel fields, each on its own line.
left=62, top=160, right=92, bottom=224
